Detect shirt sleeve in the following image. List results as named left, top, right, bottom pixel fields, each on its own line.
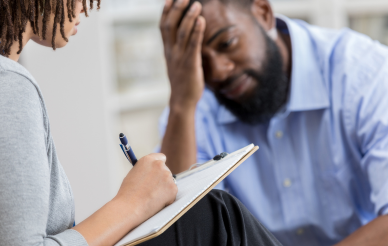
left=0, top=71, right=87, bottom=246
left=379, top=205, right=388, bottom=216
left=345, top=52, right=388, bottom=216
left=158, top=106, right=226, bottom=191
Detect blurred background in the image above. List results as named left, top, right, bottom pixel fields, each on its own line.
left=20, top=0, right=388, bottom=223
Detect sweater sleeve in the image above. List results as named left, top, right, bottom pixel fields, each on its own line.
left=0, top=70, right=88, bottom=246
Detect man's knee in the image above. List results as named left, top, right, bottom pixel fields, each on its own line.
left=206, top=189, right=241, bottom=206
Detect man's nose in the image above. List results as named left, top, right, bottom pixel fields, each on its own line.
left=206, top=54, right=235, bottom=83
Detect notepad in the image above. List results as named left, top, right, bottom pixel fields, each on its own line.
left=115, top=144, right=258, bottom=246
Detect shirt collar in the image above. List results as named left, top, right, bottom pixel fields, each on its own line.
left=217, top=15, right=330, bottom=124
left=278, top=15, right=330, bottom=112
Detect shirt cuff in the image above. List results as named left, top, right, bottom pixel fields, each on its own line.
left=379, top=205, right=388, bottom=216
left=47, top=229, right=88, bottom=246
left=372, top=181, right=388, bottom=216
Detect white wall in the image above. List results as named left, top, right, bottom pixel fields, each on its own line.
left=22, top=11, right=121, bottom=223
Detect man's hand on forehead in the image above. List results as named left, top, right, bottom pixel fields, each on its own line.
left=159, top=0, right=206, bottom=109
left=159, top=0, right=207, bottom=175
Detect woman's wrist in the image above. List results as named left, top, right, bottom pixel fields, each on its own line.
left=110, top=195, right=145, bottom=229
left=73, top=196, right=145, bottom=246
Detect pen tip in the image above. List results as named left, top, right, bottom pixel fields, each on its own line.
left=119, top=133, right=124, bottom=138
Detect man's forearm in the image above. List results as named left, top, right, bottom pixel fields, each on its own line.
left=159, top=0, right=205, bottom=174
left=334, top=215, right=388, bottom=246
left=161, top=105, right=197, bottom=174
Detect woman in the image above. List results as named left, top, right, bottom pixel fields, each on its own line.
left=0, top=0, right=282, bottom=245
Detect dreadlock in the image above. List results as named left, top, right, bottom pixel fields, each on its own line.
left=0, top=0, right=101, bottom=57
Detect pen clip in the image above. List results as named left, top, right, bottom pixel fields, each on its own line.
left=120, top=144, right=132, bottom=163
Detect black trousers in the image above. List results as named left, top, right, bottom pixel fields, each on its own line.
left=139, top=190, right=282, bottom=246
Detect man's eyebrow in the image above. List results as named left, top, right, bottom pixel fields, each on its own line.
left=206, top=25, right=235, bottom=45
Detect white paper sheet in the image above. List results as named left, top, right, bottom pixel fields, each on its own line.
left=115, top=144, right=255, bottom=246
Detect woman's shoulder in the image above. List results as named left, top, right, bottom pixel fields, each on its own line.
left=0, top=71, right=36, bottom=97
left=0, top=56, right=48, bottom=136
left=0, top=55, right=36, bottom=81
left=0, top=56, right=44, bottom=109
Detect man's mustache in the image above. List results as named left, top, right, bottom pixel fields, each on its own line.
left=218, top=70, right=259, bottom=92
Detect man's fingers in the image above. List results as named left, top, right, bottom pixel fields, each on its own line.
left=160, top=0, right=173, bottom=42
left=187, top=16, right=206, bottom=55
left=160, top=0, right=173, bottom=24
left=176, top=2, right=202, bottom=49
left=161, top=0, right=190, bottom=46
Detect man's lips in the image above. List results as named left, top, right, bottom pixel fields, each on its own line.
left=220, top=74, right=254, bottom=100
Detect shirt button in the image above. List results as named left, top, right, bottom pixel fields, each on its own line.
left=275, top=131, right=283, bottom=138
left=297, top=228, right=304, bottom=235
left=283, top=179, right=292, bottom=187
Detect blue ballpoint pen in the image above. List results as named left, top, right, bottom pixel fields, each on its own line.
left=119, top=133, right=177, bottom=180
left=119, top=133, right=138, bottom=165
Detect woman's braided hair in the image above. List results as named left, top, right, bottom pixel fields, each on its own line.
left=0, top=0, right=101, bottom=57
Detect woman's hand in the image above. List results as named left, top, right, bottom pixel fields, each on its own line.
left=160, top=0, right=206, bottom=111
left=115, top=153, right=178, bottom=222
left=73, top=153, right=177, bottom=246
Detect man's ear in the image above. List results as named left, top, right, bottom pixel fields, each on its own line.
left=250, top=0, right=275, bottom=32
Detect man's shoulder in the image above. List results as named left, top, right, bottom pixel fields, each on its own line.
left=331, top=30, right=388, bottom=100
left=303, top=23, right=388, bottom=99
left=310, top=25, right=388, bottom=78
left=299, top=20, right=388, bottom=72
left=307, top=26, right=388, bottom=128
left=330, top=28, right=388, bottom=70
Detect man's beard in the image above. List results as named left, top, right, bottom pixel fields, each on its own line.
left=214, top=30, right=289, bottom=125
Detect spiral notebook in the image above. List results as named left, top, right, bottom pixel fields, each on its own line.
left=115, top=144, right=259, bottom=246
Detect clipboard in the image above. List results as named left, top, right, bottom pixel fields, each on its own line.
left=115, top=144, right=259, bottom=246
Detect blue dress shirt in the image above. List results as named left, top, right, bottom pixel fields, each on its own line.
left=159, top=15, right=388, bottom=246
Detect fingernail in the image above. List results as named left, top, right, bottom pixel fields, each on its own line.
left=196, top=17, right=202, bottom=26
left=189, top=2, right=198, bottom=13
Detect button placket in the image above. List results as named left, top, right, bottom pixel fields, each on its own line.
left=283, top=178, right=292, bottom=188
left=297, top=228, right=304, bottom=235
left=275, top=131, right=283, bottom=139
left=269, top=116, right=306, bottom=228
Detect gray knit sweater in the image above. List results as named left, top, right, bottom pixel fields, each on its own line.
left=0, top=55, right=88, bottom=246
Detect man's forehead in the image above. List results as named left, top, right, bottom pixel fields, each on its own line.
left=201, top=1, right=250, bottom=37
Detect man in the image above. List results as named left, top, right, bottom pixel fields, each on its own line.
left=159, top=0, right=388, bottom=245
